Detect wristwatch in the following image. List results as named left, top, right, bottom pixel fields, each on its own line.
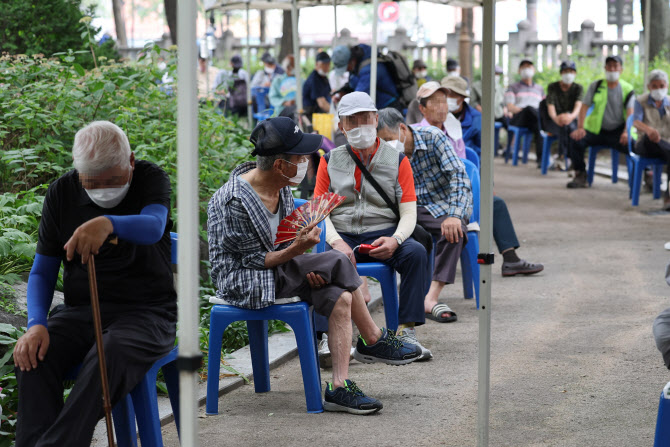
left=392, top=235, right=403, bottom=245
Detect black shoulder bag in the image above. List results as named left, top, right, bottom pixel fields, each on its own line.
left=345, top=145, right=432, bottom=253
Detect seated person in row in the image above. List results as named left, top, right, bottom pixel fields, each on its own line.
left=302, top=51, right=332, bottom=122
left=568, top=55, right=635, bottom=188
left=470, top=65, right=507, bottom=133
left=376, top=108, right=472, bottom=323
left=442, top=76, right=482, bottom=151
left=314, top=93, right=432, bottom=360
left=14, top=121, right=177, bottom=446
left=412, top=81, right=466, bottom=159
left=269, top=55, right=297, bottom=115
left=632, top=69, right=670, bottom=210
left=506, top=59, right=544, bottom=167
left=207, top=117, right=421, bottom=415
left=541, top=60, right=583, bottom=168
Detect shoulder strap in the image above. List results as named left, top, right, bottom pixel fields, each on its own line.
left=344, top=144, right=400, bottom=218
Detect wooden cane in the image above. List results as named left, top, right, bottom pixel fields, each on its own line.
left=87, top=254, right=116, bottom=447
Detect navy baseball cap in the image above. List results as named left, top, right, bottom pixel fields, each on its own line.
left=316, top=51, right=331, bottom=63
left=605, top=55, right=623, bottom=66
left=519, top=59, right=534, bottom=67
left=559, top=60, right=577, bottom=72
left=250, top=117, right=323, bottom=157
left=231, top=54, right=243, bottom=69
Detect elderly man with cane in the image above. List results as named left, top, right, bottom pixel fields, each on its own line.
left=13, top=121, right=177, bottom=446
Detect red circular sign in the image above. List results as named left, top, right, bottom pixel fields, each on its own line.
left=379, top=2, right=400, bottom=23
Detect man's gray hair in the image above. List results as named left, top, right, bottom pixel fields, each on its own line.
left=648, top=69, right=669, bottom=85
left=72, top=121, right=131, bottom=174
left=257, top=153, right=290, bottom=171
left=377, top=108, right=405, bottom=133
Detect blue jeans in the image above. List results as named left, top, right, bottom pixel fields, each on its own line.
left=314, top=227, right=429, bottom=333
left=493, top=196, right=520, bottom=253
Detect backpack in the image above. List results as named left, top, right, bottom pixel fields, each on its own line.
left=360, top=51, right=418, bottom=108
left=228, top=78, right=248, bottom=110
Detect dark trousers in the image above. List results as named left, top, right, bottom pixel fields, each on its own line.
left=493, top=196, right=520, bottom=253
left=15, top=303, right=176, bottom=447
left=510, top=106, right=542, bottom=161
left=314, top=227, right=428, bottom=332
left=635, top=135, right=670, bottom=176
left=569, top=124, right=626, bottom=173
left=540, top=107, right=578, bottom=159
left=416, top=207, right=466, bottom=285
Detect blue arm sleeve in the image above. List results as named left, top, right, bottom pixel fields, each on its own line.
left=27, top=254, right=61, bottom=329
left=104, top=204, right=168, bottom=245
left=633, top=100, right=644, bottom=123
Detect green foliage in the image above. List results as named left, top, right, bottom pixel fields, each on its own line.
left=0, top=323, right=24, bottom=445
left=0, top=1, right=119, bottom=69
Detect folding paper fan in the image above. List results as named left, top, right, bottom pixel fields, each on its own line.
left=275, top=192, right=346, bottom=245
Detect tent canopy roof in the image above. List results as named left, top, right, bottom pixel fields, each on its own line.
left=205, top=0, right=485, bottom=12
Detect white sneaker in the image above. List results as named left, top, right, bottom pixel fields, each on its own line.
left=318, top=333, right=356, bottom=369
left=397, top=327, right=433, bottom=361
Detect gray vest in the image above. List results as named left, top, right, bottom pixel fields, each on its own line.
left=326, top=141, right=404, bottom=235
left=637, top=92, right=670, bottom=141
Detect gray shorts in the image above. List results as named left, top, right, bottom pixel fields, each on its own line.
left=275, top=251, right=362, bottom=318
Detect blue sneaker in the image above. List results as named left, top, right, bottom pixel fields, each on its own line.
left=354, top=328, right=421, bottom=365
left=323, top=380, right=383, bottom=415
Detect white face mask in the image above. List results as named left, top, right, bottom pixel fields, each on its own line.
left=281, top=159, right=309, bottom=184
left=520, top=68, right=534, bottom=80
left=651, top=88, right=668, bottom=102
left=264, top=66, right=274, bottom=75
left=447, top=97, right=460, bottom=112
left=605, top=71, right=620, bottom=82
left=317, top=68, right=328, bottom=77
left=85, top=166, right=132, bottom=208
left=561, top=73, right=576, bottom=85
left=416, top=70, right=427, bottom=78
left=344, top=124, right=377, bottom=149
left=388, top=128, right=406, bottom=152
left=448, top=70, right=460, bottom=77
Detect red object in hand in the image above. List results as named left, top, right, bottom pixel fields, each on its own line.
left=357, top=244, right=377, bottom=255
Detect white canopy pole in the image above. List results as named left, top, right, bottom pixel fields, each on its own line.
left=477, top=0, right=495, bottom=445
left=333, top=0, right=338, bottom=46
left=561, top=0, right=568, bottom=60
left=644, top=0, right=651, bottom=86
left=370, top=0, right=379, bottom=103
left=246, top=2, right=253, bottom=127
left=176, top=0, right=200, bottom=445
left=292, top=0, right=304, bottom=123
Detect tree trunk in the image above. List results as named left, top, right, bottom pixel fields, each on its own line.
left=164, top=0, right=178, bottom=45
left=260, top=10, right=266, bottom=44
left=642, top=0, right=670, bottom=61
left=111, top=0, right=128, bottom=47
left=279, top=9, right=298, bottom=61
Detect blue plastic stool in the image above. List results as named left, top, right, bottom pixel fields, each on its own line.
left=505, top=125, right=533, bottom=166
left=461, top=159, right=480, bottom=308
left=494, top=121, right=503, bottom=156
left=65, top=347, right=180, bottom=447
left=586, top=145, right=624, bottom=186
left=625, top=115, right=667, bottom=206
left=465, top=146, right=480, bottom=170
left=251, top=86, right=274, bottom=122
left=540, top=131, right=558, bottom=175
left=205, top=302, right=323, bottom=414
left=654, top=382, right=670, bottom=446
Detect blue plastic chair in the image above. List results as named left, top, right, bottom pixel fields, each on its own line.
left=460, top=159, right=480, bottom=308
left=465, top=146, right=480, bottom=170
left=654, top=382, right=670, bottom=446
left=626, top=114, right=667, bottom=206
left=251, top=86, right=274, bottom=122
left=586, top=145, right=624, bottom=186
left=494, top=121, right=503, bottom=156
left=505, top=125, right=533, bottom=166
left=540, top=131, right=558, bottom=175
left=205, top=199, right=323, bottom=415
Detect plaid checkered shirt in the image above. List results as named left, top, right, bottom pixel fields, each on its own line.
left=207, top=162, right=294, bottom=309
left=409, top=126, right=473, bottom=221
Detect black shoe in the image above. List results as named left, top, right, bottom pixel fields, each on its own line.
left=323, top=380, right=383, bottom=415
left=354, top=328, right=421, bottom=366
left=502, top=259, right=544, bottom=277
left=567, top=171, right=588, bottom=188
